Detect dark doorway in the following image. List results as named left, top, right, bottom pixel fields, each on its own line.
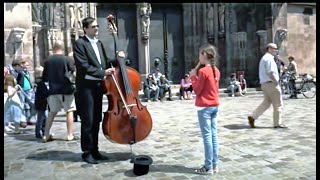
left=97, top=4, right=139, bottom=70
left=149, top=4, right=184, bottom=83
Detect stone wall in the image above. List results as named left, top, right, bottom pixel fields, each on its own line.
left=4, top=3, right=33, bottom=69
left=286, top=3, right=316, bottom=76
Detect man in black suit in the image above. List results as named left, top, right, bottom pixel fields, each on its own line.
left=73, top=17, right=125, bottom=164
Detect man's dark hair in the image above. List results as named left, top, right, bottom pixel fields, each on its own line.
left=82, top=17, right=95, bottom=34
left=288, top=56, right=294, bottom=60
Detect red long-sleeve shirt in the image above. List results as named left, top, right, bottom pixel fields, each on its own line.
left=191, top=66, right=220, bottom=107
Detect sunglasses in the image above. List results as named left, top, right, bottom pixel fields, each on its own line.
left=90, top=25, right=99, bottom=29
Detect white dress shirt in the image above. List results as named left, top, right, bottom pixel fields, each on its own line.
left=259, top=52, right=279, bottom=84
left=84, top=35, right=103, bottom=80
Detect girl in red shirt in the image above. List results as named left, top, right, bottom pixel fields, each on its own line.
left=190, top=44, right=220, bottom=175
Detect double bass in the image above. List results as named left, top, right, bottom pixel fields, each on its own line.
left=102, top=14, right=153, bottom=145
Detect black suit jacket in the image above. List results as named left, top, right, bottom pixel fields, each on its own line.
left=73, top=36, right=115, bottom=87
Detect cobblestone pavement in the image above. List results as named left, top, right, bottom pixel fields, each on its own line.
left=4, top=94, right=316, bottom=180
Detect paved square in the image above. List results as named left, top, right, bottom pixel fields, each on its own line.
left=4, top=95, right=316, bottom=180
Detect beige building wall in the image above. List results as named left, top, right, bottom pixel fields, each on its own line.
left=286, top=3, right=316, bottom=76
left=4, top=3, right=34, bottom=79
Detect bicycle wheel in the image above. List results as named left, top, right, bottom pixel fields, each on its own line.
left=281, top=83, right=292, bottom=100
left=301, top=81, right=316, bottom=98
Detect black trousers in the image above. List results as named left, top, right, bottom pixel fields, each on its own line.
left=179, top=86, right=193, bottom=97
left=289, top=79, right=297, bottom=96
left=76, top=80, right=103, bottom=154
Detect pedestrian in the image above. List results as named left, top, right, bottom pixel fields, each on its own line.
left=14, top=57, right=35, bottom=125
left=68, top=51, right=79, bottom=122
left=42, top=40, right=79, bottom=143
left=248, top=43, right=287, bottom=128
left=4, top=74, right=26, bottom=134
left=189, top=44, right=221, bottom=175
left=73, top=16, right=125, bottom=164
left=274, top=53, right=285, bottom=78
left=34, top=66, right=48, bottom=139
left=285, top=56, right=298, bottom=99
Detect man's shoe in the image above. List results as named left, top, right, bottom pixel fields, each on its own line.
left=289, top=95, right=298, bottom=99
left=27, top=122, right=35, bottom=126
left=248, top=116, right=255, bottom=128
left=82, top=153, right=99, bottom=164
left=274, top=124, right=288, bottom=128
left=167, top=97, right=174, bottom=101
left=92, top=151, right=109, bottom=161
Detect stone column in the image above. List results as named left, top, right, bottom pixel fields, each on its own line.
left=136, top=3, right=152, bottom=80
left=32, top=23, right=41, bottom=67
left=213, top=3, right=219, bottom=64
left=233, top=32, right=247, bottom=71
left=256, top=30, right=267, bottom=55
left=64, top=3, right=72, bottom=54
left=225, top=3, right=232, bottom=78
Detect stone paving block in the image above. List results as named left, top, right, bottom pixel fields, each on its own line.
left=4, top=96, right=316, bottom=179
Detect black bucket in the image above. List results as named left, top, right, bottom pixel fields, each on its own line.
left=132, top=155, right=153, bottom=176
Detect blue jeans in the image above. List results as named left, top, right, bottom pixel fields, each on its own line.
left=35, top=110, right=47, bottom=138
left=197, top=106, right=219, bottom=169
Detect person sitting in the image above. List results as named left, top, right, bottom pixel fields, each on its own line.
left=152, top=67, right=163, bottom=84
left=143, top=74, right=160, bottom=102
left=179, top=73, right=193, bottom=100
left=239, top=74, right=247, bottom=95
left=158, top=75, right=174, bottom=101
left=227, top=73, right=244, bottom=97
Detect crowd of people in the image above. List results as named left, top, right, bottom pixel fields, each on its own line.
left=4, top=14, right=299, bottom=175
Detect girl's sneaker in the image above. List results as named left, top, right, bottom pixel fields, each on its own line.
left=195, top=166, right=213, bottom=175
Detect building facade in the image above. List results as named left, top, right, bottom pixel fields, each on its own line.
left=4, top=3, right=316, bottom=87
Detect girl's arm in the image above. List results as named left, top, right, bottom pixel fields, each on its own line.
left=7, top=85, right=18, bottom=97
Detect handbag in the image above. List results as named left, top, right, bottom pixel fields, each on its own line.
left=64, top=59, right=76, bottom=94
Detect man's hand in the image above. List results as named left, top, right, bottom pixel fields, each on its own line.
left=117, top=51, right=125, bottom=58
left=105, top=67, right=116, bottom=76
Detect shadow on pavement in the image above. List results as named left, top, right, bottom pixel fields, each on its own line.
left=26, top=150, right=132, bottom=163
left=9, top=131, right=40, bottom=142
left=150, top=164, right=194, bottom=174
left=224, top=124, right=276, bottom=130
left=123, top=164, right=194, bottom=177
left=223, top=124, right=250, bottom=130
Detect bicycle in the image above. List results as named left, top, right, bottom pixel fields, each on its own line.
left=279, top=72, right=316, bottom=100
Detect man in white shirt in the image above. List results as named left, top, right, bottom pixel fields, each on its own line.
left=248, top=43, right=286, bottom=128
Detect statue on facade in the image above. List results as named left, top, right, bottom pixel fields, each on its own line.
left=32, top=3, right=43, bottom=23
left=274, top=28, right=287, bottom=49
left=218, top=3, right=225, bottom=33
left=207, top=4, right=214, bottom=36
left=69, top=3, right=83, bottom=30
left=140, top=3, right=152, bottom=41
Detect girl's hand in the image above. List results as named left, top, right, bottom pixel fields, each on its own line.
left=189, top=69, right=196, bottom=77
